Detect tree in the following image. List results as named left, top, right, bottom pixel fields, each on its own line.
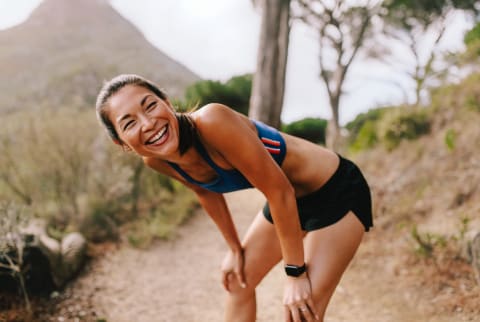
left=249, top=0, right=292, bottom=129
left=381, top=0, right=479, bottom=106
left=291, top=0, right=381, bottom=150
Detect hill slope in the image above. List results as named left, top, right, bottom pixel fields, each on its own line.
left=0, top=0, right=199, bottom=113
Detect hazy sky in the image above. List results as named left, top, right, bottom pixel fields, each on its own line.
left=0, top=0, right=471, bottom=124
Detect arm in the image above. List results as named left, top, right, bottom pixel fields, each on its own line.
left=143, top=156, right=242, bottom=253
left=143, top=156, right=246, bottom=288
left=192, top=186, right=242, bottom=254
left=194, top=104, right=304, bottom=267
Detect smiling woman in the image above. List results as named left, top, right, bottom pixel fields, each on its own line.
left=95, top=74, right=373, bottom=322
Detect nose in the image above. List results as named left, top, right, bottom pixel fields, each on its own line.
left=140, top=115, right=156, bottom=132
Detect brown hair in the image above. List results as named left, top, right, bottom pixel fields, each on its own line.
left=95, top=74, right=197, bottom=155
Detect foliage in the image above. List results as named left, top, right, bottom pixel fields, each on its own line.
left=462, top=22, right=480, bottom=63
left=411, top=217, right=471, bottom=258
left=464, top=22, right=480, bottom=45
left=346, top=107, right=392, bottom=152
left=281, top=118, right=327, bottom=145
left=429, top=72, right=480, bottom=113
left=378, top=108, right=431, bottom=150
left=0, top=202, right=32, bottom=314
left=180, top=74, right=253, bottom=115
left=0, top=109, right=196, bottom=244
left=444, top=129, right=456, bottom=151
left=348, top=121, right=380, bottom=152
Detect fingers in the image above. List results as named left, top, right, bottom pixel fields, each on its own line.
left=285, top=304, right=318, bottom=322
left=235, top=269, right=247, bottom=289
left=222, top=271, right=230, bottom=292
left=306, top=297, right=320, bottom=320
left=284, top=306, right=292, bottom=322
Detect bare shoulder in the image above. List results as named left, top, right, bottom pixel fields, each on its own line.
left=191, top=103, right=253, bottom=138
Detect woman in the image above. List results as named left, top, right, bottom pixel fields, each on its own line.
left=95, top=74, right=372, bottom=322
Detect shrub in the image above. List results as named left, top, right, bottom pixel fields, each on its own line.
left=346, top=107, right=391, bottom=151
left=346, top=107, right=390, bottom=140
left=282, top=118, right=327, bottom=145
left=349, top=121, right=379, bottom=152
left=378, top=108, right=431, bottom=150
left=181, top=74, right=252, bottom=115
left=0, top=108, right=196, bottom=244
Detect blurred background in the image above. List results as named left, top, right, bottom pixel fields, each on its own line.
left=0, top=0, right=479, bottom=321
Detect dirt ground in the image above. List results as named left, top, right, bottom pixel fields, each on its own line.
left=24, top=189, right=477, bottom=322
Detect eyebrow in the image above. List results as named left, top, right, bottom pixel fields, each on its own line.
left=116, top=94, right=153, bottom=124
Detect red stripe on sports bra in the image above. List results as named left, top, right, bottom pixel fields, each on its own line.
left=261, top=137, right=281, bottom=147
left=265, top=147, right=281, bottom=154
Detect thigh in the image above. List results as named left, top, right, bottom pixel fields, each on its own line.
left=227, top=211, right=283, bottom=291
left=304, top=211, right=364, bottom=313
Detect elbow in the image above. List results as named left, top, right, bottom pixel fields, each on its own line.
left=264, top=178, right=295, bottom=205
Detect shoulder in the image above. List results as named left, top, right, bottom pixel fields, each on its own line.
left=193, top=103, right=239, bottom=125
left=192, top=103, right=254, bottom=138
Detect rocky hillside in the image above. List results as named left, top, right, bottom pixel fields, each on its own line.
left=0, top=0, right=199, bottom=113
left=353, top=73, right=480, bottom=315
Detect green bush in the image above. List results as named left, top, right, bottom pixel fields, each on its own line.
left=346, top=107, right=391, bottom=151
left=180, top=74, right=252, bottom=115
left=379, top=108, right=431, bottom=150
left=349, top=121, right=379, bottom=152
left=346, top=107, right=389, bottom=140
left=464, top=22, right=480, bottom=46
left=282, top=118, right=327, bottom=145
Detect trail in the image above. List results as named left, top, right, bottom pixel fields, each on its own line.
left=59, top=190, right=474, bottom=322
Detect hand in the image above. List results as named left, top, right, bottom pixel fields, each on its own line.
left=283, top=273, right=320, bottom=322
left=221, top=248, right=246, bottom=292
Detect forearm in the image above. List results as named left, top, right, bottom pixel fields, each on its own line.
left=196, top=191, right=242, bottom=253
left=267, top=187, right=304, bottom=266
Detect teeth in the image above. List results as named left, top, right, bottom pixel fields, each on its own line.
left=147, top=126, right=167, bottom=144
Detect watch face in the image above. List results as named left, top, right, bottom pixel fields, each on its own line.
left=285, top=264, right=306, bottom=277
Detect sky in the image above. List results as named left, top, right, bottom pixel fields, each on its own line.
left=0, top=0, right=472, bottom=124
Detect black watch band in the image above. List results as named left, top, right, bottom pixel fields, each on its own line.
left=284, top=263, right=306, bottom=277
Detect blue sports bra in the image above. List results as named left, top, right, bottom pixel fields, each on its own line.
left=167, top=120, right=287, bottom=193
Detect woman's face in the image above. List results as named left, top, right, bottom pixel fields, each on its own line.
left=106, top=84, right=180, bottom=158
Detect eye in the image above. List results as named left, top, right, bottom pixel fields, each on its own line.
left=146, top=101, right=157, bottom=112
left=123, top=120, right=135, bottom=131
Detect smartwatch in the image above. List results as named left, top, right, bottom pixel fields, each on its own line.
left=284, top=263, right=306, bottom=277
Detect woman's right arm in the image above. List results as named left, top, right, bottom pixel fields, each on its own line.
left=192, top=187, right=243, bottom=254
left=143, top=157, right=245, bottom=288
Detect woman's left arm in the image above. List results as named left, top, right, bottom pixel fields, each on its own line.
left=195, top=104, right=303, bottom=264
left=195, top=104, right=319, bottom=320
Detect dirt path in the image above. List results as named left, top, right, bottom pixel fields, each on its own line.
left=62, top=190, right=475, bottom=322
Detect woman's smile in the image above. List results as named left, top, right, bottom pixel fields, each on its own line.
left=145, top=124, right=169, bottom=146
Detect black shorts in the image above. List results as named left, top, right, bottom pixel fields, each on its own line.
left=263, top=155, right=373, bottom=232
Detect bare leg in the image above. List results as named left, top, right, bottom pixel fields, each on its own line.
left=224, top=212, right=282, bottom=322
left=303, top=211, right=364, bottom=321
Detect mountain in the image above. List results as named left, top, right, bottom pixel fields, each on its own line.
left=0, top=0, right=200, bottom=113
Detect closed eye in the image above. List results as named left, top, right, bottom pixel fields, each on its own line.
left=146, top=101, right=157, bottom=111
left=123, top=120, right=135, bottom=131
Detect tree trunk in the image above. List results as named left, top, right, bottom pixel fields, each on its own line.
left=249, top=0, right=291, bottom=129
left=326, top=95, right=341, bottom=150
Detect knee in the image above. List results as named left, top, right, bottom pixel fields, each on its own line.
left=225, top=272, right=257, bottom=298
